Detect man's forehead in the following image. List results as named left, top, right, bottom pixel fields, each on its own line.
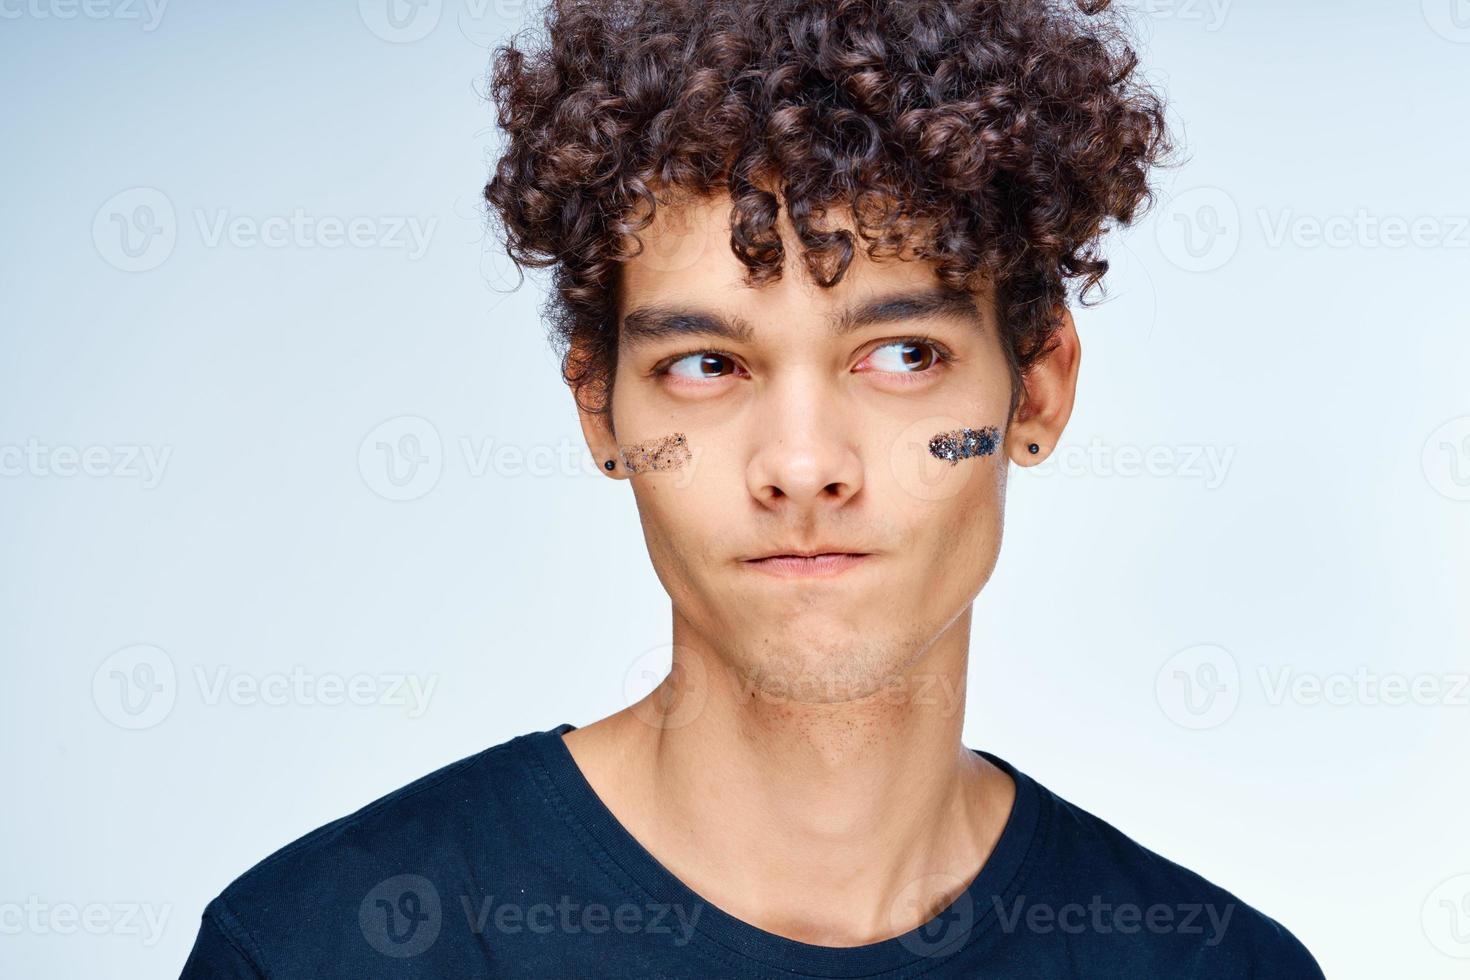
left=622, top=198, right=962, bottom=290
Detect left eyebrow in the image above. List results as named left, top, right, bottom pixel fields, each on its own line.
left=830, top=286, right=986, bottom=336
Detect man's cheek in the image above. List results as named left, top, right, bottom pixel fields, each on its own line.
left=885, top=415, right=998, bottom=505
left=672, top=443, right=705, bottom=489
left=936, top=480, right=1003, bottom=558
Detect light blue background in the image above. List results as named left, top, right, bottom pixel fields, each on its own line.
left=2, top=1, right=1468, bottom=976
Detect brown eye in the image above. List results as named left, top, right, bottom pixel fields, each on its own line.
left=866, top=340, right=940, bottom=374
left=666, top=352, right=737, bottom=380
left=900, top=342, right=935, bottom=371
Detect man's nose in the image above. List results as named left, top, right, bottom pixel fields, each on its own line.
left=744, top=374, right=864, bottom=513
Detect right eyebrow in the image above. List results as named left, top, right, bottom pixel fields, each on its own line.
left=619, top=306, right=755, bottom=348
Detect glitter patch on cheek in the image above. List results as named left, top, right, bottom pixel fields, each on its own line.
left=618, top=432, right=692, bottom=473
left=928, top=425, right=1001, bottom=465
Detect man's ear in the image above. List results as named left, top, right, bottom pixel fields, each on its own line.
left=569, top=346, right=625, bottom=480
left=1007, top=306, right=1080, bottom=466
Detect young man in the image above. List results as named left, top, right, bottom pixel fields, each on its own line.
left=182, top=0, right=1323, bottom=976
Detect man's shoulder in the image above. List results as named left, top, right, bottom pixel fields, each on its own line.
left=1012, top=765, right=1323, bottom=978
left=205, top=729, right=551, bottom=937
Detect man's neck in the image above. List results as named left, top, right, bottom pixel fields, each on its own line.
left=562, top=605, right=1016, bottom=946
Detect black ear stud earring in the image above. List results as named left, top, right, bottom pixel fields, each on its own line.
left=604, top=459, right=616, bottom=471
left=1028, top=443, right=1040, bottom=455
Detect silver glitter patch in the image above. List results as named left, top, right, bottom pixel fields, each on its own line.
left=928, top=425, right=1000, bottom=465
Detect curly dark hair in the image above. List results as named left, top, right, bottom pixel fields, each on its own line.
left=484, top=0, right=1171, bottom=416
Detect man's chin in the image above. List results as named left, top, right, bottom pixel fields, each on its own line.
left=714, top=629, right=925, bottom=707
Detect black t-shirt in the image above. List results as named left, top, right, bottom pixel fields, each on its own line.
left=179, top=724, right=1323, bottom=978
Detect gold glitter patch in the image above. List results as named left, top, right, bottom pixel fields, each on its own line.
left=618, top=432, right=691, bottom=473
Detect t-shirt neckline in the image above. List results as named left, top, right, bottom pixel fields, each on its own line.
left=523, top=722, right=1044, bottom=978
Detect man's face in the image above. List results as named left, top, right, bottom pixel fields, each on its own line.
left=590, top=193, right=1025, bottom=704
